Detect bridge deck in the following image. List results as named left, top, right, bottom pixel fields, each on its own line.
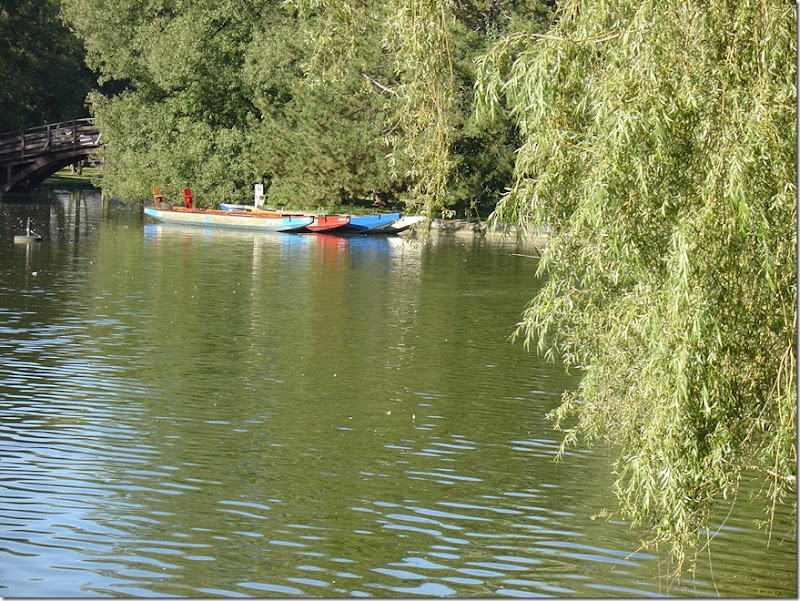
left=0, top=119, right=101, bottom=194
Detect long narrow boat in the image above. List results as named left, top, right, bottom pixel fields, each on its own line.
left=371, top=215, right=424, bottom=234
left=219, top=204, right=351, bottom=233
left=143, top=206, right=313, bottom=232
left=219, top=204, right=402, bottom=234
left=340, top=213, right=402, bottom=233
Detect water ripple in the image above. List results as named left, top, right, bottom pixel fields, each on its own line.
left=0, top=197, right=793, bottom=598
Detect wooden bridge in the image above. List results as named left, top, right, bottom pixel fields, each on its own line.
left=0, top=119, right=101, bottom=194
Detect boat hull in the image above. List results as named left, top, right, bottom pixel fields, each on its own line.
left=306, top=215, right=351, bottom=232
left=143, top=207, right=313, bottom=232
left=218, top=205, right=404, bottom=234
left=372, top=215, right=424, bottom=234
left=340, top=213, right=402, bottom=233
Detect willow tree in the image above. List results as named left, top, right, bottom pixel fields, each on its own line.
left=477, top=0, right=796, bottom=574
left=288, top=0, right=553, bottom=218
left=287, top=0, right=458, bottom=217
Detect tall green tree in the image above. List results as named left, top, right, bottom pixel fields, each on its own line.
left=62, top=0, right=545, bottom=211
left=63, top=0, right=415, bottom=208
left=477, top=0, right=796, bottom=573
left=243, top=6, right=404, bottom=209
left=289, top=0, right=553, bottom=217
left=0, top=0, right=94, bottom=132
left=62, top=0, right=266, bottom=204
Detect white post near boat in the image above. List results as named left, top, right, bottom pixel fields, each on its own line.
left=254, top=183, right=265, bottom=209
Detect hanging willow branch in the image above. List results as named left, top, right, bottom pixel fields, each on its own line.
left=286, top=0, right=458, bottom=217
left=477, top=0, right=796, bottom=575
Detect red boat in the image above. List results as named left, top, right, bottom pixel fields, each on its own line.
left=305, top=214, right=351, bottom=232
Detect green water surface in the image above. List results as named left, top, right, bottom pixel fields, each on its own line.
left=0, top=191, right=795, bottom=597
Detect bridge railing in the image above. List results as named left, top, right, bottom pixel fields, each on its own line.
left=0, top=118, right=100, bottom=161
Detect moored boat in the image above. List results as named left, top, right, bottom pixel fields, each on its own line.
left=143, top=206, right=313, bottom=232
left=305, top=214, right=351, bottom=233
left=219, top=204, right=403, bottom=234
left=340, top=212, right=402, bottom=233
left=219, top=204, right=351, bottom=233
left=371, top=215, right=424, bottom=234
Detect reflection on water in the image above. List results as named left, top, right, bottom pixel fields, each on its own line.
left=0, top=191, right=796, bottom=597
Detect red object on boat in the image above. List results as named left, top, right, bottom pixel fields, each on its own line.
left=183, top=188, right=193, bottom=208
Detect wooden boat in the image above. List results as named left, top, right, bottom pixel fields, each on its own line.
left=340, top=213, right=402, bottom=233
left=219, top=204, right=402, bottom=234
left=143, top=206, right=313, bottom=232
left=219, top=204, right=351, bottom=233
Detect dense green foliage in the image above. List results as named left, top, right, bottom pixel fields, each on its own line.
left=62, top=0, right=271, bottom=205
left=289, top=0, right=552, bottom=217
left=477, top=0, right=796, bottom=573
left=0, top=0, right=94, bottom=132
left=244, top=6, right=403, bottom=209
left=60, top=0, right=546, bottom=212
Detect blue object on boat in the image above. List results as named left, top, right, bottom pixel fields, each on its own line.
left=219, top=203, right=251, bottom=211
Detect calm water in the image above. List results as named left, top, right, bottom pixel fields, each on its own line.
left=0, top=190, right=795, bottom=598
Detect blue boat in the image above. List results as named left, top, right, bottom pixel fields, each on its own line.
left=341, top=213, right=402, bottom=233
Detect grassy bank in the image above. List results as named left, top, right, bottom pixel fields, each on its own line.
left=42, top=166, right=102, bottom=189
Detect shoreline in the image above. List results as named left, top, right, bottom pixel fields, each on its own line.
left=36, top=173, right=547, bottom=247
left=404, top=218, right=548, bottom=248
left=41, top=167, right=102, bottom=189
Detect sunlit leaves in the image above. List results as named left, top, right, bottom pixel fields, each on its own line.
left=60, top=0, right=267, bottom=204
left=61, top=0, right=552, bottom=211
left=287, top=0, right=554, bottom=217
left=287, top=0, right=458, bottom=216
left=478, top=0, right=796, bottom=573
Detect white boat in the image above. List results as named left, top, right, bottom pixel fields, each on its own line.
left=372, top=215, right=425, bottom=234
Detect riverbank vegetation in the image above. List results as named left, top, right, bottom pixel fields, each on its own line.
left=60, top=0, right=545, bottom=217
left=41, top=165, right=102, bottom=189
left=41, top=0, right=800, bottom=579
